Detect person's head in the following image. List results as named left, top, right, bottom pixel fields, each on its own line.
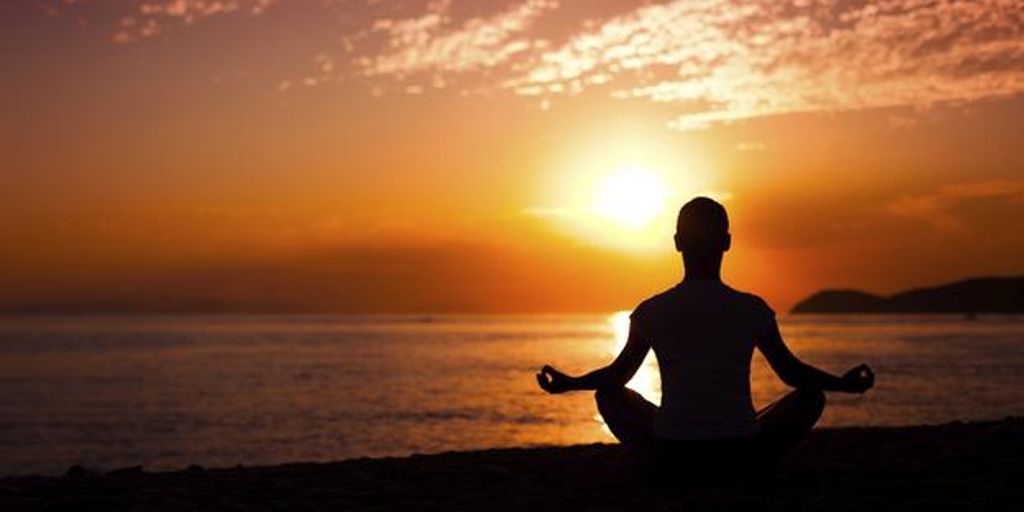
left=673, top=197, right=731, bottom=262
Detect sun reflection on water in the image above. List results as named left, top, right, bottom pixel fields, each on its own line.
left=609, top=310, right=662, bottom=404
left=595, top=311, right=662, bottom=436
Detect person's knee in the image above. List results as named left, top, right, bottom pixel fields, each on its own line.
left=594, top=385, right=626, bottom=415
left=594, top=385, right=622, bottom=404
left=796, top=387, right=826, bottom=414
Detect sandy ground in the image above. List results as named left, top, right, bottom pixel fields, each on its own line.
left=2, top=418, right=1022, bottom=511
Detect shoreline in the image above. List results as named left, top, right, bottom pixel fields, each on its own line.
left=5, top=414, right=1021, bottom=478
left=3, top=418, right=1022, bottom=511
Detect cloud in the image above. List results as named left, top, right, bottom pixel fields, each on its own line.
left=887, top=180, right=1024, bottom=232
left=333, top=0, right=1024, bottom=130
left=112, top=0, right=275, bottom=43
left=505, top=0, right=1024, bottom=130
left=354, top=0, right=557, bottom=84
left=47, top=0, right=1024, bottom=128
left=735, top=141, right=768, bottom=152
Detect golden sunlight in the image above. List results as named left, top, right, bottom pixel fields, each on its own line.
left=533, top=122, right=718, bottom=252
left=608, top=310, right=660, bottom=403
left=592, top=167, right=668, bottom=229
left=558, top=163, right=682, bottom=251
left=597, top=310, right=662, bottom=437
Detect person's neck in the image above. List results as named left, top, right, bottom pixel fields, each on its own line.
left=681, top=260, right=722, bottom=283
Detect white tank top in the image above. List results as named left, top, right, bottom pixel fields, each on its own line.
left=631, top=280, right=775, bottom=440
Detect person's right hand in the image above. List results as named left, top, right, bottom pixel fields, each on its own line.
left=536, top=365, right=573, bottom=394
left=840, top=364, right=875, bottom=393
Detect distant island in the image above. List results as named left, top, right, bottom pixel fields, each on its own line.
left=791, top=276, right=1024, bottom=314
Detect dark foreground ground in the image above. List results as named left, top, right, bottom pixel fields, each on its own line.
left=2, top=418, right=1022, bottom=511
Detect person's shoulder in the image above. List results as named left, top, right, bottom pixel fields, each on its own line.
left=630, top=286, right=680, bottom=319
left=723, top=286, right=777, bottom=336
left=723, top=285, right=775, bottom=315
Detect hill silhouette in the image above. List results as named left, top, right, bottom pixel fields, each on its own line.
left=792, top=276, right=1024, bottom=314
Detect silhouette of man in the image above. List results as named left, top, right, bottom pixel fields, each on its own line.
left=537, top=197, right=874, bottom=477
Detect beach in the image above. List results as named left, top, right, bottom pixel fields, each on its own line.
left=2, top=417, right=1021, bottom=511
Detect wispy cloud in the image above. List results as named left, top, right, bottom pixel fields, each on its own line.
left=888, top=180, right=1024, bottom=232
left=341, top=0, right=1024, bottom=130
left=112, top=0, right=275, bottom=43
left=48, top=0, right=1024, bottom=129
left=735, top=141, right=768, bottom=152
left=354, top=0, right=557, bottom=85
left=505, top=0, right=1024, bottom=130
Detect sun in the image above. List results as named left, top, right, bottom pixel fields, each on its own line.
left=531, top=162, right=691, bottom=251
left=530, top=121, right=718, bottom=251
left=592, top=167, right=669, bottom=228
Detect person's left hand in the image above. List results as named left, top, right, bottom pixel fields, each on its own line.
left=536, top=365, right=573, bottom=394
left=840, top=364, right=875, bottom=393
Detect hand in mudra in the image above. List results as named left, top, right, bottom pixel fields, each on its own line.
left=841, top=364, right=875, bottom=393
left=536, top=365, right=573, bottom=394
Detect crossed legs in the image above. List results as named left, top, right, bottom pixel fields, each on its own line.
left=595, top=386, right=825, bottom=466
left=595, top=386, right=658, bottom=452
left=755, top=387, right=826, bottom=462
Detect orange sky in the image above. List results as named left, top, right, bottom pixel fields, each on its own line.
left=2, top=0, right=1024, bottom=313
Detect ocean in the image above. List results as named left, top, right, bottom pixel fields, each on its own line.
left=1, top=313, right=1022, bottom=476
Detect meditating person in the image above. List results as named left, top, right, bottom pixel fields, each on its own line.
left=536, top=197, right=874, bottom=478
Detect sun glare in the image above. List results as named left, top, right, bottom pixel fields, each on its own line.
left=533, top=122, right=719, bottom=251
left=592, top=168, right=668, bottom=228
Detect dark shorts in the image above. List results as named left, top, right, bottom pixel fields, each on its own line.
left=651, top=432, right=769, bottom=481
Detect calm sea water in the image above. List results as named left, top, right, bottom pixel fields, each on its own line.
left=1, top=314, right=1023, bottom=476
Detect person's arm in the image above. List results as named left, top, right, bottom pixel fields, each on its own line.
left=536, top=318, right=651, bottom=393
left=757, top=320, right=874, bottom=393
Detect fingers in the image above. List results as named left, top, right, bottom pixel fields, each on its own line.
left=537, top=365, right=569, bottom=394
left=536, top=369, right=555, bottom=393
left=539, top=365, right=555, bottom=382
left=542, top=365, right=566, bottom=382
left=854, top=363, right=875, bottom=392
left=850, top=364, right=867, bottom=378
left=859, top=364, right=875, bottom=384
left=841, top=364, right=875, bottom=393
left=850, top=364, right=873, bottom=379
left=536, top=372, right=546, bottom=389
